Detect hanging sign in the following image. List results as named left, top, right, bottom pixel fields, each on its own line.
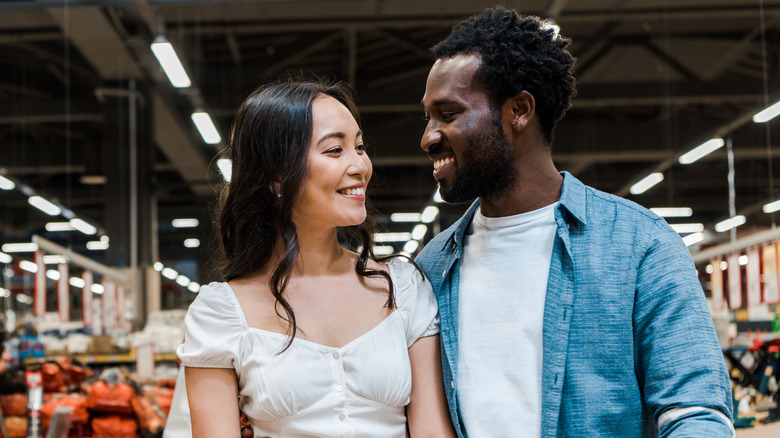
left=57, top=263, right=69, bottom=322
left=34, top=251, right=46, bottom=317
left=746, top=247, right=762, bottom=307
left=82, top=271, right=93, bottom=327
left=763, top=243, right=780, bottom=304
left=710, top=257, right=724, bottom=312
left=102, top=279, right=117, bottom=331
left=727, top=253, right=742, bottom=310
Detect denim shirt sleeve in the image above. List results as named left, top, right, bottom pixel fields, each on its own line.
left=634, top=220, right=733, bottom=436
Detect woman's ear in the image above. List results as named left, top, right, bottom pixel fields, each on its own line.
left=507, top=91, right=536, bottom=133
left=270, top=181, right=281, bottom=196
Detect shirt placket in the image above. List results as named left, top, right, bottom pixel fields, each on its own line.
left=329, top=349, right=352, bottom=437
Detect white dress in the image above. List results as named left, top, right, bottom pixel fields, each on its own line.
left=176, top=258, right=439, bottom=438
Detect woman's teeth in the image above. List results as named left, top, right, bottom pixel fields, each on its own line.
left=434, top=157, right=454, bottom=171
left=339, top=187, right=365, bottom=195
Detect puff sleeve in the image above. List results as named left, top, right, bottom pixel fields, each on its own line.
left=389, top=258, right=440, bottom=347
left=176, top=282, right=245, bottom=369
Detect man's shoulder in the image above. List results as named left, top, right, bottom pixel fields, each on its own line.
left=581, top=183, right=665, bottom=225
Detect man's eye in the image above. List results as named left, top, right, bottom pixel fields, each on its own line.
left=442, top=112, right=457, bottom=119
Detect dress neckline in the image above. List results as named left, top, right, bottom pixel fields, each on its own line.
left=223, top=257, right=403, bottom=352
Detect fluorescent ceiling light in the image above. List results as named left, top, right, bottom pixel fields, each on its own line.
left=738, top=255, right=749, bottom=265
left=0, top=288, right=8, bottom=298
left=0, top=175, right=15, bottom=190
left=86, top=240, right=108, bottom=250
left=69, top=277, right=86, bottom=288
left=46, top=270, right=60, bottom=281
left=217, top=158, right=232, bottom=183
left=161, top=267, right=178, bottom=280
left=2, top=243, right=38, bottom=253
left=172, top=218, right=199, bottom=228
left=411, top=224, right=428, bottom=240
left=192, top=112, right=221, bottom=144
left=705, top=264, right=714, bottom=274
left=650, top=207, right=692, bottom=217
left=79, top=175, right=107, bottom=185
left=753, top=100, right=780, bottom=123
left=19, top=260, right=38, bottom=273
left=153, top=262, right=164, bottom=272
left=669, top=223, right=704, bottom=234
left=183, top=238, right=200, bottom=248
left=176, top=275, right=190, bottom=287
left=46, top=222, right=75, bottom=231
left=91, top=283, right=104, bottom=294
left=720, top=260, right=728, bottom=271
left=682, top=232, right=703, bottom=247
left=678, top=138, right=725, bottom=165
left=403, top=240, right=420, bottom=253
left=43, top=255, right=67, bottom=264
left=373, top=245, right=394, bottom=256
left=16, top=294, right=32, bottom=305
left=70, top=218, right=97, bottom=235
left=28, top=195, right=61, bottom=216
left=150, top=36, right=191, bottom=88
left=433, top=189, right=444, bottom=203
left=390, top=213, right=421, bottom=223
left=374, top=232, right=412, bottom=242
left=714, top=215, right=746, bottom=232
left=630, top=173, right=664, bottom=195
left=421, top=206, right=439, bottom=223
left=188, top=282, right=200, bottom=293
left=0, top=252, right=11, bottom=263
left=763, top=200, right=780, bottom=213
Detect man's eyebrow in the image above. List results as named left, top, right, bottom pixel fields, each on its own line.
left=421, top=98, right=458, bottom=108
left=317, top=130, right=363, bottom=145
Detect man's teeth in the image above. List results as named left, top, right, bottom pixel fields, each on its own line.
left=434, top=157, right=454, bottom=171
left=339, top=187, right=365, bottom=196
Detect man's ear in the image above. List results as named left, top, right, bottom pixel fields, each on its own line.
left=506, top=91, right=536, bottom=133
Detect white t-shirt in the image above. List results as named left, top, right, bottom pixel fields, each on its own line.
left=458, top=203, right=558, bottom=437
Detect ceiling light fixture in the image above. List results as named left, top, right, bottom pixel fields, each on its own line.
left=403, top=240, right=420, bottom=253
left=753, top=100, right=780, bottom=123
left=0, top=252, right=12, bottom=263
left=682, top=232, right=703, bottom=247
left=411, top=224, right=428, bottom=240
left=183, top=238, right=200, bottom=248
left=28, top=195, right=61, bottom=216
left=45, top=222, right=75, bottom=232
left=172, top=218, right=199, bottom=228
left=2, top=243, right=38, bottom=253
left=714, top=215, right=746, bottom=232
left=629, top=173, right=664, bottom=195
left=390, top=213, right=421, bottom=223
left=0, top=175, right=15, bottom=190
left=650, top=207, right=693, bottom=217
left=763, top=200, right=780, bottom=213
left=150, top=35, right=192, bottom=88
left=70, top=218, right=97, bottom=235
left=421, top=206, right=439, bottom=223
left=678, top=138, right=725, bottom=165
left=374, top=232, right=412, bottom=242
left=669, top=223, right=704, bottom=234
left=217, top=158, right=232, bottom=183
left=192, top=112, right=221, bottom=144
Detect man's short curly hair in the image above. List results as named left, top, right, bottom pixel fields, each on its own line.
left=431, top=6, right=577, bottom=145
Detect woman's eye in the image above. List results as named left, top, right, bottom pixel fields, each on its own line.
left=326, top=147, right=342, bottom=154
left=356, top=144, right=366, bottom=152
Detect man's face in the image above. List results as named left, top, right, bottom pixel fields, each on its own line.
left=420, top=54, right=516, bottom=203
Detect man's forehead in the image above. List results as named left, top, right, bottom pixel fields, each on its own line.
left=423, top=53, right=482, bottom=105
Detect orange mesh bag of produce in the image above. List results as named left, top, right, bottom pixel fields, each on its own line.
left=86, top=381, right=135, bottom=414
left=141, top=386, right=173, bottom=416
left=41, top=362, right=66, bottom=393
left=0, top=393, right=27, bottom=416
left=41, top=394, right=90, bottom=429
left=131, top=394, right=165, bottom=438
left=91, top=414, right=138, bottom=438
left=5, top=416, right=27, bottom=438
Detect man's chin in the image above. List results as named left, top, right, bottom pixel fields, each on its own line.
left=438, top=184, right=477, bottom=205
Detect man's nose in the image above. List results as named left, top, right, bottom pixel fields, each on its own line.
left=421, top=120, right=441, bottom=152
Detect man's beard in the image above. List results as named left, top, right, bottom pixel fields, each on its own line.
left=439, top=115, right=517, bottom=204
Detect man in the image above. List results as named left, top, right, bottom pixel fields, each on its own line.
left=415, top=6, right=733, bottom=438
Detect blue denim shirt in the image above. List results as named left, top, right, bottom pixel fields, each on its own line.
left=416, top=172, right=733, bottom=438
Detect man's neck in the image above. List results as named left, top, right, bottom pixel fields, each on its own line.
left=478, top=162, right=563, bottom=218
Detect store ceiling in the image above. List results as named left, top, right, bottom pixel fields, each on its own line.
left=1, top=0, right=780, bottom=267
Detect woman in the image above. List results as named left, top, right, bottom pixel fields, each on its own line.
left=177, top=79, right=455, bottom=437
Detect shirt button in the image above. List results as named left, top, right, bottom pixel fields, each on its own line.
left=442, top=270, right=446, bottom=278
left=450, top=380, right=455, bottom=389
left=335, top=384, right=343, bottom=392
left=338, top=413, right=346, bottom=421
left=332, top=352, right=340, bottom=360
left=451, top=242, right=456, bottom=250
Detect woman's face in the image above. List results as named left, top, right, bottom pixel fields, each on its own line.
left=292, top=94, right=372, bottom=230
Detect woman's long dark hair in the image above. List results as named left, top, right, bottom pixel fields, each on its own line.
left=217, top=79, right=395, bottom=351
